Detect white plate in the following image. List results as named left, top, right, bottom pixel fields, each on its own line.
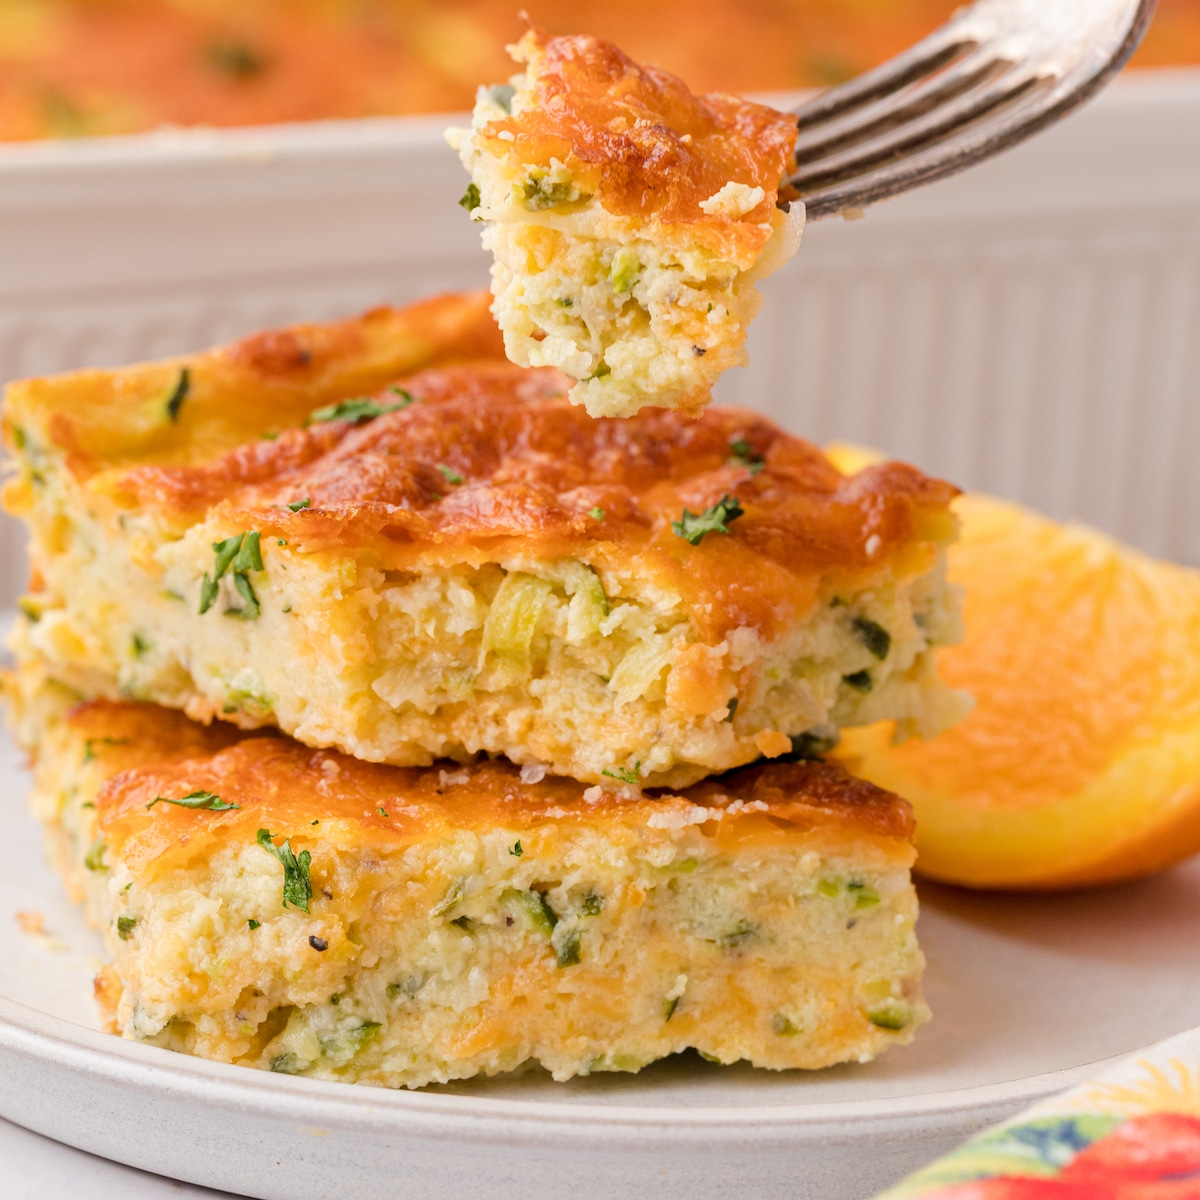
left=3, top=723, right=1200, bottom=1199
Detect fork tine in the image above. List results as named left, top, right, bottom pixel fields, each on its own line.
left=795, top=73, right=1053, bottom=199
left=792, top=56, right=1015, bottom=167
left=795, top=35, right=976, bottom=129
left=792, top=0, right=1158, bottom=220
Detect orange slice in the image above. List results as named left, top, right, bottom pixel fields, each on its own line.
left=828, top=445, right=1200, bottom=891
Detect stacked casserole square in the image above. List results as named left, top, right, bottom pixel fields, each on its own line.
left=1, top=290, right=963, bottom=1086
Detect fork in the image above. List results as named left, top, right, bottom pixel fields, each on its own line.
left=791, top=0, right=1157, bottom=219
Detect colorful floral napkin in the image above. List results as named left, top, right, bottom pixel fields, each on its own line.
left=876, top=1028, right=1200, bottom=1197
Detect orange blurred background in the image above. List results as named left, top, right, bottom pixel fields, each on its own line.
left=0, top=0, right=1194, bottom=141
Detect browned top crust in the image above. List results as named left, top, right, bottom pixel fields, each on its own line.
left=115, top=361, right=957, bottom=639
left=66, top=698, right=915, bottom=881
left=477, top=27, right=799, bottom=261
left=3, top=292, right=956, bottom=641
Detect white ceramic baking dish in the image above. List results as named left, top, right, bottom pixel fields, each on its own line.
left=0, top=67, right=1198, bottom=1200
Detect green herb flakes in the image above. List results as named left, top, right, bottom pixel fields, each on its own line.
left=580, top=892, right=604, bottom=917
left=376, top=807, right=389, bottom=817
left=198, top=573, right=219, bottom=614
left=459, top=182, right=481, bottom=212
left=719, top=919, right=757, bottom=949
left=555, top=929, right=582, bottom=968
left=147, top=790, right=239, bottom=812
left=164, top=368, right=191, bottom=422
left=602, top=761, right=641, bottom=786
left=200, top=531, right=264, bottom=618
left=785, top=728, right=840, bottom=761
left=672, top=494, right=744, bottom=545
left=588, top=506, right=606, bottom=521
left=256, top=828, right=313, bottom=913
left=287, top=497, right=311, bottom=512
left=84, top=838, right=107, bottom=873
left=867, top=1006, right=909, bottom=1031
left=116, top=916, right=137, bottom=941
left=772, top=1014, right=800, bottom=1037
left=664, top=995, right=680, bottom=1021
left=226, top=572, right=261, bottom=619
left=247, top=919, right=261, bottom=930
left=82, top=736, right=129, bottom=764
left=130, top=632, right=151, bottom=658
left=509, top=840, right=523, bottom=857
left=853, top=616, right=891, bottom=660
left=843, top=669, right=873, bottom=692
left=728, top=438, right=765, bottom=475
left=436, top=463, right=464, bottom=485
left=307, top=395, right=410, bottom=426
left=430, top=877, right=466, bottom=918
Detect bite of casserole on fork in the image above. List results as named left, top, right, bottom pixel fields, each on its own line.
left=448, top=25, right=804, bottom=417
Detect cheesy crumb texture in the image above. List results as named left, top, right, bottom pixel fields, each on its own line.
left=449, top=28, right=804, bottom=417
left=6, top=659, right=929, bottom=1089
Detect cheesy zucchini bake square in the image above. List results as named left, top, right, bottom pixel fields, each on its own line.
left=2, top=292, right=967, bottom=788
left=6, top=658, right=929, bottom=1088
left=449, top=27, right=804, bottom=417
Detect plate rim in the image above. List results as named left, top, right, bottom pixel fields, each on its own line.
left=0, top=992, right=1133, bottom=1141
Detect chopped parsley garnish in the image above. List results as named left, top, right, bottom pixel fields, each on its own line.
left=728, top=437, right=765, bottom=475
left=853, top=616, right=892, bottom=660
left=459, top=182, right=481, bottom=212
left=671, top=495, right=744, bottom=545
left=602, top=761, right=641, bottom=786
left=665, top=995, right=681, bottom=1021
left=843, top=669, right=873, bottom=692
left=555, top=929, right=582, bottom=968
left=200, top=531, right=263, bottom=618
left=376, top=807, right=389, bottom=817
left=580, top=892, right=604, bottom=916
left=287, top=497, right=311, bottom=512
left=256, top=828, right=313, bottom=913
left=772, top=1014, right=800, bottom=1036
left=308, top=393, right=412, bottom=426
left=164, top=368, right=191, bottom=422
left=436, top=463, right=464, bottom=485
left=227, top=572, right=261, bottom=619
left=588, top=506, right=606, bottom=521
left=147, top=790, right=239, bottom=812
left=247, top=919, right=261, bottom=930
left=116, top=916, right=137, bottom=941
left=130, top=632, right=151, bottom=658
left=509, top=840, right=523, bottom=858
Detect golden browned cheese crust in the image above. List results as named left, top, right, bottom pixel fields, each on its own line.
left=68, top=699, right=913, bottom=883
left=476, top=27, right=799, bottom=265
left=12, top=678, right=927, bottom=1084
left=101, top=362, right=957, bottom=645
left=4, top=290, right=504, bottom=473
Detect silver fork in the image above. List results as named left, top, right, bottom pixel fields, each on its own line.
left=791, top=0, right=1156, bottom=220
